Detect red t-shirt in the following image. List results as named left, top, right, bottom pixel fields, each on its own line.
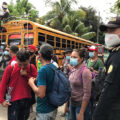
left=0, top=64, right=37, bottom=103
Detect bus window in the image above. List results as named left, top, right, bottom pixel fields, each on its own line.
left=0, top=27, right=7, bottom=33
left=74, top=42, right=76, bottom=48
left=24, top=33, right=34, bottom=45
left=38, top=32, right=45, bottom=45
left=62, top=39, right=66, bottom=48
left=67, top=40, right=71, bottom=48
left=24, top=23, right=33, bottom=30
left=98, top=47, right=103, bottom=53
left=79, top=43, right=81, bottom=48
left=47, top=35, right=54, bottom=46
left=56, top=37, right=60, bottom=47
left=0, top=35, right=6, bottom=44
left=76, top=43, right=78, bottom=48
left=72, top=41, right=75, bottom=49
left=8, top=34, right=21, bottom=45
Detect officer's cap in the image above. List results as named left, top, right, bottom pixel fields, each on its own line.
left=100, top=16, right=120, bottom=32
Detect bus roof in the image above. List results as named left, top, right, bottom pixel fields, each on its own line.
left=3, top=20, right=94, bottom=45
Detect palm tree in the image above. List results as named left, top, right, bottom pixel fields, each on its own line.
left=62, top=10, right=96, bottom=39
left=42, top=0, right=96, bottom=40
left=43, top=0, right=77, bottom=28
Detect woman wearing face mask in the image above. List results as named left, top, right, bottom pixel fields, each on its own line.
left=66, top=48, right=92, bottom=120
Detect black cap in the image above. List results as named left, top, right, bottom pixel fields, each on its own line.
left=65, top=48, right=72, bottom=53
left=100, top=16, right=120, bottom=32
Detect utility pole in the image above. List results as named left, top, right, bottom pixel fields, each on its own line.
left=97, top=11, right=100, bottom=43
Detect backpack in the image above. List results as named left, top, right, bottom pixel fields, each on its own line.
left=80, top=66, right=96, bottom=81
left=80, top=66, right=105, bottom=105
left=47, top=64, right=72, bottom=107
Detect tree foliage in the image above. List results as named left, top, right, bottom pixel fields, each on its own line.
left=79, top=6, right=104, bottom=44
left=111, top=0, right=120, bottom=14
left=8, top=0, right=38, bottom=22
left=42, top=0, right=96, bottom=40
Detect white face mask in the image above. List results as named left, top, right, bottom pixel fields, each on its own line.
left=105, top=33, right=120, bottom=48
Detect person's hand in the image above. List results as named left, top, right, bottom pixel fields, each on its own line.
left=77, top=112, right=84, bottom=120
left=2, top=101, right=11, bottom=107
left=90, top=67, right=94, bottom=71
left=20, top=69, right=27, bottom=76
left=28, top=77, right=36, bottom=87
left=64, top=105, right=69, bottom=113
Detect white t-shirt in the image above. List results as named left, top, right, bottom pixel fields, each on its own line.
left=51, top=60, right=58, bottom=68
left=0, top=7, right=4, bottom=16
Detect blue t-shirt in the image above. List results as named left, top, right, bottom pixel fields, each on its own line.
left=36, top=63, right=57, bottom=113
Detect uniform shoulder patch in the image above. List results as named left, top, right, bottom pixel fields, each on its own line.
left=107, top=65, right=113, bottom=74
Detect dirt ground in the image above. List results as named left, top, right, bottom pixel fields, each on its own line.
left=0, top=104, right=65, bottom=120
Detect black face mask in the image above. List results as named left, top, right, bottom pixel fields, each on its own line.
left=29, top=51, right=34, bottom=56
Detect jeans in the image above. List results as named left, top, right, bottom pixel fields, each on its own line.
left=36, top=109, right=57, bottom=120
left=70, top=103, right=91, bottom=120
left=8, top=98, right=31, bottom=120
left=65, top=112, right=71, bottom=120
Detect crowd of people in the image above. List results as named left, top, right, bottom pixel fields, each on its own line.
left=0, top=16, right=120, bottom=120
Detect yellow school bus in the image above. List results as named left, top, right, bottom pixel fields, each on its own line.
left=0, top=20, right=94, bottom=65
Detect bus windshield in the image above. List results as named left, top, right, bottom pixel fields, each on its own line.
left=8, top=39, right=21, bottom=46
left=8, top=34, right=21, bottom=45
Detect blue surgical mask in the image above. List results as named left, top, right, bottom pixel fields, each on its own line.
left=0, top=46, right=4, bottom=49
left=66, top=56, right=71, bottom=60
left=89, top=52, right=94, bottom=58
left=70, top=58, right=78, bottom=66
left=3, top=51, right=10, bottom=56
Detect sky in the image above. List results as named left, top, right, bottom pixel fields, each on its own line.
left=0, top=0, right=117, bottom=23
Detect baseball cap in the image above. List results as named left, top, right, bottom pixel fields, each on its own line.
left=88, top=46, right=98, bottom=52
left=65, top=48, right=72, bottom=53
left=28, top=45, right=36, bottom=52
left=100, top=16, right=120, bottom=32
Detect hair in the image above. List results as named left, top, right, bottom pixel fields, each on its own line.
left=40, top=44, right=53, bottom=61
left=10, top=45, right=19, bottom=54
left=16, top=49, right=31, bottom=62
left=3, top=2, right=7, bottom=5
left=73, top=48, right=87, bottom=59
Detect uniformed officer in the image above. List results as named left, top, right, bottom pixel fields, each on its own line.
left=93, top=16, right=120, bottom=120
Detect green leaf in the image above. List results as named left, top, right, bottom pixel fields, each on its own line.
left=81, top=32, right=96, bottom=39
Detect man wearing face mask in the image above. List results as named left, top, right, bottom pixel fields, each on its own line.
left=93, top=16, right=120, bottom=120
left=62, top=48, right=72, bottom=77
left=87, top=46, right=104, bottom=74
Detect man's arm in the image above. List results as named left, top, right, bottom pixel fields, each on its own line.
left=28, top=78, right=46, bottom=98
left=28, top=67, right=46, bottom=99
